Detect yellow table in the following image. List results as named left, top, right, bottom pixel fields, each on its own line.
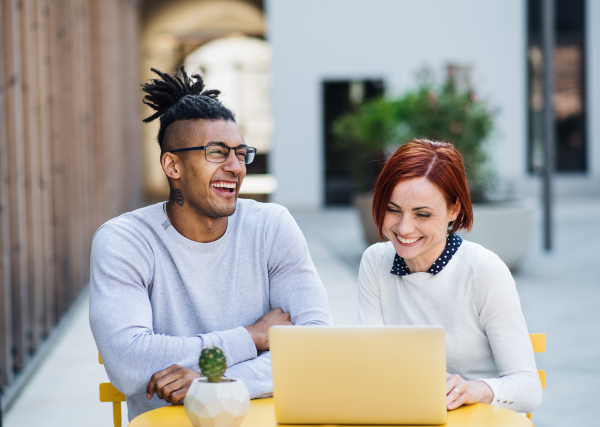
left=129, top=397, right=533, bottom=427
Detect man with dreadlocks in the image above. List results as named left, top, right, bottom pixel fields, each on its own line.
left=89, top=66, right=332, bottom=420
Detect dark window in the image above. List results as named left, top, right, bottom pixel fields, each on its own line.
left=323, top=80, right=385, bottom=206
left=528, top=0, right=587, bottom=173
left=244, top=153, right=267, bottom=175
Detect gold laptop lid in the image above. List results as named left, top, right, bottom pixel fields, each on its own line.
left=270, top=326, right=447, bottom=425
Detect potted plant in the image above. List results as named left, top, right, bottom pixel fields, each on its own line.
left=184, top=347, right=250, bottom=427
left=333, top=65, right=533, bottom=271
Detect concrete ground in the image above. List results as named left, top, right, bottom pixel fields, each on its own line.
left=3, top=197, right=599, bottom=426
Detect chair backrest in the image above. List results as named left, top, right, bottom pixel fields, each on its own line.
left=527, top=333, right=546, bottom=420
left=99, top=353, right=126, bottom=427
left=529, top=333, right=546, bottom=388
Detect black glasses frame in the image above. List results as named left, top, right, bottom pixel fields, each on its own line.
left=168, top=143, right=257, bottom=165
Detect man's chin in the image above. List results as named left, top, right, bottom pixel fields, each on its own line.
left=210, top=201, right=237, bottom=218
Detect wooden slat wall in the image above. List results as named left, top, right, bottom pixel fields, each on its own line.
left=0, top=0, right=142, bottom=390
left=3, top=0, right=30, bottom=374
left=0, top=0, right=15, bottom=389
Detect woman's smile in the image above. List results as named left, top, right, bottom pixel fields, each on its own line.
left=395, top=234, right=424, bottom=246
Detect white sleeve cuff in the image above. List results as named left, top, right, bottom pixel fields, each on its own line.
left=477, top=377, right=514, bottom=408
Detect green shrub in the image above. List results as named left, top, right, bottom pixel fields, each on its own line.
left=333, top=66, right=496, bottom=202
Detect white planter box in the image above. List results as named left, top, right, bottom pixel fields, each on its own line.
left=184, top=378, right=250, bottom=427
left=459, top=201, right=535, bottom=272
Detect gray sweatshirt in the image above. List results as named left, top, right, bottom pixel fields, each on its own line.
left=89, top=200, right=332, bottom=420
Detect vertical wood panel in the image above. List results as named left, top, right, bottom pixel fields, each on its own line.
left=103, top=0, right=115, bottom=219
left=66, top=0, right=81, bottom=301
left=21, top=0, right=45, bottom=352
left=107, top=0, right=121, bottom=220
left=62, top=0, right=77, bottom=306
left=77, top=0, right=92, bottom=285
left=0, top=0, right=14, bottom=388
left=122, top=0, right=141, bottom=212
left=35, top=0, right=56, bottom=338
left=47, top=0, right=68, bottom=320
left=90, top=0, right=106, bottom=234
left=3, top=0, right=31, bottom=372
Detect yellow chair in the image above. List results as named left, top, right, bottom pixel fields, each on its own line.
left=99, top=353, right=127, bottom=427
left=527, top=333, right=546, bottom=420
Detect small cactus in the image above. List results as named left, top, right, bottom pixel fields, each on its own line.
left=199, top=347, right=227, bottom=383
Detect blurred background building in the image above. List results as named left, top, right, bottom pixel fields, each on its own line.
left=268, top=0, right=600, bottom=209
left=1, top=0, right=599, bottom=423
left=139, top=0, right=273, bottom=202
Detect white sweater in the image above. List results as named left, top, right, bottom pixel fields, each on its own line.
left=357, top=240, right=542, bottom=413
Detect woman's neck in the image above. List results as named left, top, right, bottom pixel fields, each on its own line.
left=404, top=236, right=448, bottom=273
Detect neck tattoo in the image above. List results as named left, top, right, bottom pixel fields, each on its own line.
left=170, top=188, right=184, bottom=206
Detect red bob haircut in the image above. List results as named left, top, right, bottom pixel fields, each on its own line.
left=372, top=139, right=473, bottom=240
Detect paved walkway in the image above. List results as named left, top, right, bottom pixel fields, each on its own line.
left=4, top=198, right=599, bottom=426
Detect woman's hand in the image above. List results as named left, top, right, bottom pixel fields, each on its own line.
left=445, top=373, right=494, bottom=410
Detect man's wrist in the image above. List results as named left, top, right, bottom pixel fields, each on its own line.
left=243, top=325, right=263, bottom=350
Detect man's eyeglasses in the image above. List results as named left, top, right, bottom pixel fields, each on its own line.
left=169, top=142, right=257, bottom=165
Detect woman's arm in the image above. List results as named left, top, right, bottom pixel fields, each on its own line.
left=356, top=244, right=386, bottom=325
left=473, top=253, right=543, bottom=413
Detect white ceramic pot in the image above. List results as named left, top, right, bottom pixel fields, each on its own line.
left=184, top=378, right=250, bottom=427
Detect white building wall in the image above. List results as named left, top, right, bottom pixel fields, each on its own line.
left=587, top=0, right=600, bottom=186
left=267, top=0, right=599, bottom=209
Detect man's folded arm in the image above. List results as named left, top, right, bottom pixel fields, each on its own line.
left=266, top=209, right=333, bottom=326
left=89, top=224, right=257, bottom=397
left=225, top=352, right=274, bottom=399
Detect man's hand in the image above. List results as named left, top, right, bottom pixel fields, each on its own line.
left=146, top=364, right=201, bottom=404
left=244, top=308, right=292, bottom=352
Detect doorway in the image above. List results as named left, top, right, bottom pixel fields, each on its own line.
left=323, top=80, right=385, bottom=206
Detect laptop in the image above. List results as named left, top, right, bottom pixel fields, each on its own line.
left=269, top=326, right=446, bottom=425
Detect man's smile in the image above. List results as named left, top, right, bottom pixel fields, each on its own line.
left=211, top=180, right=237, bottom=194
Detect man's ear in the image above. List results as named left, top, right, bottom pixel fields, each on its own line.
left=162, top=153, right=181, bottom=180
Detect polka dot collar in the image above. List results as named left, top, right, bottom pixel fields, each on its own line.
left=390, top=233, right=463, bottom=276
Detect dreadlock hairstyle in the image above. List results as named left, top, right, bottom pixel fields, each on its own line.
left=141, top=65, right=235, bottom=152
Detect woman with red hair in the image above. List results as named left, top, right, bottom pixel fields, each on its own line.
left=357, top=139, right=542, bottom=413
